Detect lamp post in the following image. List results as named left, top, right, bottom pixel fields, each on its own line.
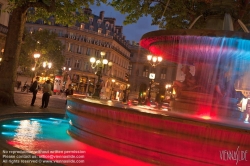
left=31, top=53, right=40, bottom=82
left=90, top=51, right=112, bottom=98
left=110, top=79, right=115, bottom=100
left=146, top=54, right=162, bottom=104
left=43, top=61, right=52, bottom=80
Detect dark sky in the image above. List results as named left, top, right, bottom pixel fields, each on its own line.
left=90, top=4, right=158, bottom=43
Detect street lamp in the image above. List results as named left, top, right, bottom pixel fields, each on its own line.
left=146, top=54, right=162, bottom=104
left=32, top=53, right=40, bottom=80
left=43, top=61, right=52, bottom=79
left=110, top=79, right=115, bottom=100
left=90, top=51, right=113, bottom=98
left=147, top=54, right=162, bottom=67
left=30, top=53, right=41, bottom=82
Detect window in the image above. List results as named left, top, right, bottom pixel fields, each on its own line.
left=77, top=45, right=82, bottom=54
left=74, top=60, right=80, bottom=69
left=66, top=58, right=71, bottom=66
left=105, top=22, right=110, bottom=29
left=98, top=28, right=102, bottom=34
left=110, top=54, right=113, bottom=61
left=160, top=68, right=167, bottom=79
left=58, top=30, right=63, bottom=37
left=97, top=19, right=102, bottom=25
left=86, top=48, right=91, bottom=55
left=106, top=30, right=110, bottom=36
left=89, top=17, right=93, bottom=23
left=129, top=64, right=132, bottom=75
left=95, top=50, right=99, bottom=57
left=89, top=25, right=94, bottom=31
left=136, top=69, right=139, bottom=76
left=68, top=43, right=72, bottom=52
left=69, top=32, right=74, bottom=39
left=80, top=23, right=85, bottom=30
left=143, top=66, right=149, bottom=77
left=85, top=62, right=89, bottom=71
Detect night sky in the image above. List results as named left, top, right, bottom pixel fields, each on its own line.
left=90, top=4, right=158, bottom=43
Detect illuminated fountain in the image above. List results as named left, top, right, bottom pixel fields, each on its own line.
left=66, top=13, right=250, bottom=165
left=140, top=13, right=250, bottom=119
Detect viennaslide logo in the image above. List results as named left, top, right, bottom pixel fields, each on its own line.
left=220, top=146, right=248, bottom=165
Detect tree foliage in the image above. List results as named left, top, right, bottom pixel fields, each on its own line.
left=109, top=0, right=250, bottom=30
left=19, top=29, right=65, bottom=72
left=6, top=0, right=107, bottom=26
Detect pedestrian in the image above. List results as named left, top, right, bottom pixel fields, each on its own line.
left=40, top=80, right=52, bottom=109
left=17, top=81, right=21, bottom=90
left=30, top=77, right=40, bottom=106
left=65, top=85, right=73, bottom=104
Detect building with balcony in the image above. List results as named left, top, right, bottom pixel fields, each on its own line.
left=25, top=8, right=131, bottom=100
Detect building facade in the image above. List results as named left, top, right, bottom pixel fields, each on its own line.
left=25, top=9, right=131, bottom=100
left=128, top=43, right=177, bottom=101
left=0, top=0, right=9, bottom=54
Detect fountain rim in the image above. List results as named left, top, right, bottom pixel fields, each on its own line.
left=140, top=29, right=250, bottom=48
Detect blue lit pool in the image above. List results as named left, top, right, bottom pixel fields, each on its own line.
left=0, top=115, right=151, bottom=166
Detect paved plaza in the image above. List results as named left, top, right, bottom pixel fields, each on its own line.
left=0, top=89, right=67, bottom=117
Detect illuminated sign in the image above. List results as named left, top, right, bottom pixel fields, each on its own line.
left=149, top=73, right=155, bottom=79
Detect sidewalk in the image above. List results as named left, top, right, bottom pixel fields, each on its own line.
left=0, top=90, right=67, bottom=117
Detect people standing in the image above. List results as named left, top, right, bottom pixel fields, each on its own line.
left=40, top=80, right=52, bottom=109
left=30, top=77, right=40, bottom=106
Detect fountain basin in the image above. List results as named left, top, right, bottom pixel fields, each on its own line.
left=140, top=29, right=250, bottom=64
left=171, top=91, right=241, bottom=118
left=0, top=112, right=149, bottom=166
left=66, top=96, right=250, bottom=165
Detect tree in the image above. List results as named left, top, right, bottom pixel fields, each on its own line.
left=109, top=0, right=250, bottom=30
left=19, top=29, right=65, bottom=75
left=0, top=0, right=107, bottom=105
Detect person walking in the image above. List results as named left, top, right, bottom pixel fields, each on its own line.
left=40, top=80, right=52, bottom=109
left=30, top=77, right=40, bottom=106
